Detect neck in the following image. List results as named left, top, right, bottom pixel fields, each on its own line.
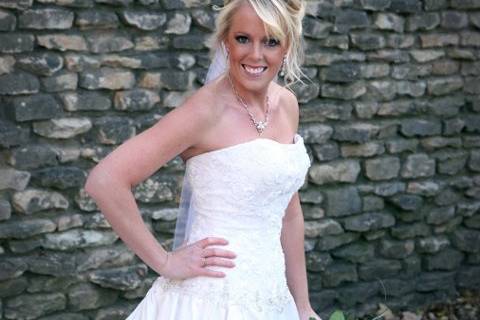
left=227, top=73, right=270, bottom=113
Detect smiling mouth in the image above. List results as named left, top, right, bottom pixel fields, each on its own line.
left=242, top=64, right=267, bottom=75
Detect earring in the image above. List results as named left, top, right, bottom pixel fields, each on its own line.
left=279, top=56, right=286, bottom=77
left=223, top=42, right=230, bottom=60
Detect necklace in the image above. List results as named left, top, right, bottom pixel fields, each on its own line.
left=227, top=73, right=270, bottom=135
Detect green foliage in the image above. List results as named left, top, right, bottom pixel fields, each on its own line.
left=329, top=310, right=346, bottom=320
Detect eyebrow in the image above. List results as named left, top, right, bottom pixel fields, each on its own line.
left=233, top=32, right=278, bottom=40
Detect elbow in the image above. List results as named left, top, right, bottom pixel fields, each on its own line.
left=84, top=167, right=130, bottom=199
left=84, top=172, right=98, bottom=199
left=84, top=168, right=108, bottom=199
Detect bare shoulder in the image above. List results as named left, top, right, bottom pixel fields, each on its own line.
left=178, top=82, right=223, bottom=122
left=273, top=83, right=299, bottom=132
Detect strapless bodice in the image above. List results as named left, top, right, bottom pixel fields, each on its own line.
left=153, top=133, right=311, bottom=313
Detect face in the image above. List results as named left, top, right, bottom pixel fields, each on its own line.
left=224, top=2, right=287, bottom=93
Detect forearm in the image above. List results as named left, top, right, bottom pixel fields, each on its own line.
left=281, top=212, right=311, bottom=311
left=85, top=171, right=168, bottom=276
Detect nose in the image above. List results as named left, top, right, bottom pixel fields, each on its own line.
left=250, top=42, right=263, bottom=61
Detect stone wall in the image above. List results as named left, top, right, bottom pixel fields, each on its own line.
left=0, top=0, right=479, bottom=319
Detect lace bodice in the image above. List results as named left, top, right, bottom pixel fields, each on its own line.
left=153, top=133, right=311, bottom=312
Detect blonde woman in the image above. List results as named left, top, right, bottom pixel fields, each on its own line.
left=85, top=0, right=321, bottom=319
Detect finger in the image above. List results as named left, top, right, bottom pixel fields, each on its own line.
left=204, top=257, right=235, bottom=268
left=198, top=268, right=226, bottom=278
left=214, top=257, right=236, bottom=268
left=202, top=247, right=236, bottom=259
left=199, top=237, right=229, bottom=248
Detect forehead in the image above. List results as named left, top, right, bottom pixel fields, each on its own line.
left=229, top=2, right=267, bottom=35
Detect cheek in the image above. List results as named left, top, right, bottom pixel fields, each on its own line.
left=229, top=46, right=249, bottom=60
left=266, top=53, right=284, bottom=67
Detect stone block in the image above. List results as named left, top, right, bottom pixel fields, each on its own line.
left=306, top=252, right=333, bottom=272
left=31, top=166, right=87, bottom=189
left=321, top=63, right=361, bottom=83
left=391, top=223, right=430, bottom=239
left=375, top=13, right=404, bottom=32
left=67, top=283, right=118, bottom=311
left=0, top=169, right=30, bottom=191
left=401, top=153, right=436, bottom=178
left=325, top=186, right=362, bottom=217
left=452, top=228, right=480, bottom=253
left=417, top=236, right=450, bottom=253
left=0, top=72, right=38, bottom=95
left=60, top=92, right=111, bottom=111
left=19, top=8, right=74, bottom=29
left=365, top=156, right=400, bottom=181
left=7, top=145, right=58, bottom=170
left=37, top=34, right=88, bottom=51
left=4, top=293, right=66, bottom=319
left=333, top=123, right=379, bottom=143
left=87, top=264, right=148, bottom=290
left=0, top=120, right=30, bottom=148
left=309, top=160, right=360, bottom=185
left=139, top=70, right=195, bottom=90
left=12, top=188, right=69, bottom=214
left=387, top=194, right=423, bottom=211
left=380, top=239, right=415, bottom=258
left=86, top=31, right=133, bottom=53
left=334, top=10, right=369, bottom=33
left=332, top=242, right=375, bottom=263
left=76, top=10, right=119, bottom=29
left=426, top=206, right=455, bottom=225
left=303, top=16, right=332, bottom=39
left=94, top=116, right=136, bottom=145
left=351, top=33, right=386, bottom=51
left=415, top=272, right=455, bottom=292
left=388, top=0, right=421, bottom=13
left=33, top=118, right=92, bottom=139
left=165, top=12, right=191, bottom=34
left=321, top=82, right=366, bottom=100
left=120, top=10, right=166, bottom=30
left=0, top=219, right=56, bottom=239
left=304, top=219, right=343, bottom=238
left=0, top=9, right=15, bottom=31
left=41, top=71, right=78, bottom=92
left=424, top=248, right=464, bottom=271
left=343, top=212, right=395, bottom=232
left=358, top=259, right=402, bottom=280
left=5, top=94, right=63, bottom=122
left=316, top=233, right=360, bottom=251
left=114, top=89, right=160, bottom=111
left=43, top=229, right=118, bottom=251
left=321, top=262, right=358, bottom=287
left=79, top=68, right=135, bottom=90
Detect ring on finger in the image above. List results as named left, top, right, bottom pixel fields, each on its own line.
left=201, top=257, right=207, bottom=267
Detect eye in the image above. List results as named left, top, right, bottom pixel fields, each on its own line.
left=265, top=38, right=280, bottom=47
left=235, top=35, right=248, bottom=44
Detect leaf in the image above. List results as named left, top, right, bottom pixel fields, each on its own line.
left=329, top=310, right=346, bottom=320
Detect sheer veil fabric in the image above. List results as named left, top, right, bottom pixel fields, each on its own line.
left=172, top=43, right=228, bottom=250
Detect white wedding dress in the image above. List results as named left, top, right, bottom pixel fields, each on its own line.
left=126, top=133, right=311, bottom=320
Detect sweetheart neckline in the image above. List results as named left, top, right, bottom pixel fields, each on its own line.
left=184, top=133, right=303, bottom=164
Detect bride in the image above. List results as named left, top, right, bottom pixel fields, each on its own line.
left=85, top=0, right=321, bottom=319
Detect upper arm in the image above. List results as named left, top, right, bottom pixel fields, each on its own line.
left=283, top=192, right=302, bottom=223
left=86, top=92, right=217, bottom=189
left=281, top=87, right=300, bottom=135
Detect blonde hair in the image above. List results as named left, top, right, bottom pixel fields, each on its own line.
left=210, top=0, right=306, bottom=87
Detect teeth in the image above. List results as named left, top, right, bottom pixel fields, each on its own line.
left=243, top=65, right=265, bottom=74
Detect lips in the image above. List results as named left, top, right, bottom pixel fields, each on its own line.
left=242, top=64, right=267, bottom=75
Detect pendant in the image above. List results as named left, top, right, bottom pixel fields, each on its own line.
left=256, top=121, right=267, bottom=133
